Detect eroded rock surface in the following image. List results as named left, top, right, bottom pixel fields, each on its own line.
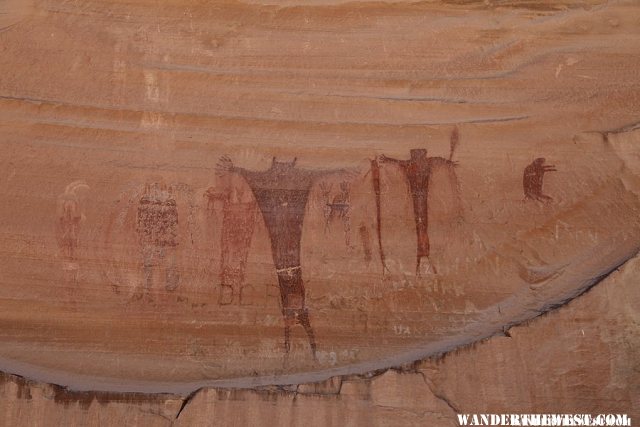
left=0, top=0, right=639, bottom=423
left=0, top=251, right=637, bottom=425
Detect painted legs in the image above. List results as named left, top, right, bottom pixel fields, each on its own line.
left=277, top=267, right=317, bottom=358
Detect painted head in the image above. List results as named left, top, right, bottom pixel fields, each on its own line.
left=410, top=149, right=428, bottom=161
left=534, top=157, right=546, bottom=166
left=271, top=157, right=297, bottom=172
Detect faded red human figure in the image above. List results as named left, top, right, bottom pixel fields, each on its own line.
left=320, top=181, right=353, bottom=249
left=217, top=155, right=351, bottom=358
left=55, top=181, right=90, bottom=275
left=135, top=182, right=180, bottom=299
left=204, top=180, right=257, bottom=306
left=523, top=157, right=557, bottom=202
left=378, top=128, right=461, bottom=276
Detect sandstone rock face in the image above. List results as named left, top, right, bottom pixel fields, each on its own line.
left=0, top=0, right=639, bottom=423
left=1, top=254, right=638, bottom=425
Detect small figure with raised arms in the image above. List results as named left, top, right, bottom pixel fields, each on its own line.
left=523, top=157, right=557, bottom=202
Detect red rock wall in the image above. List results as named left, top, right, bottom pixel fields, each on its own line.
left=0, top=0, right=638, bottom=424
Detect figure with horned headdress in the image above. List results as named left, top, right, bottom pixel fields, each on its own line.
left=216, top=155, right=353, bottom=358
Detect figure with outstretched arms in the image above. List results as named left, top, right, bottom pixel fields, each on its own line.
left=374, top=127, right=461, bottom=276
left=216, top=155, right=353, bottom=358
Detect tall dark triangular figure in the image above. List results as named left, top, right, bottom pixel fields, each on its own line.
left=217, top=156, right=350, bottom=357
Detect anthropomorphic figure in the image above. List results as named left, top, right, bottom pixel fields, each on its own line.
left=204, top=183, right=257, bottom=305
left=371, top=128, right=461, bottom=276
left=523, top=157, right=556, bottom=202
left=56, top=181, right=90, bottom=273
left=379, top=150, right=458, bottom=275
left=136, top=183, right=180, bottom=298
left=321, top=181, right=352, bottom=248
left=217, top=156, right=351, bottom=357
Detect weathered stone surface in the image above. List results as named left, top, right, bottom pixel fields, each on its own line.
left=0, top=251, right=638, bottom=424
left=0, top=0, right=639, bottom=423
left=174, top=254, right=640, bottom=425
